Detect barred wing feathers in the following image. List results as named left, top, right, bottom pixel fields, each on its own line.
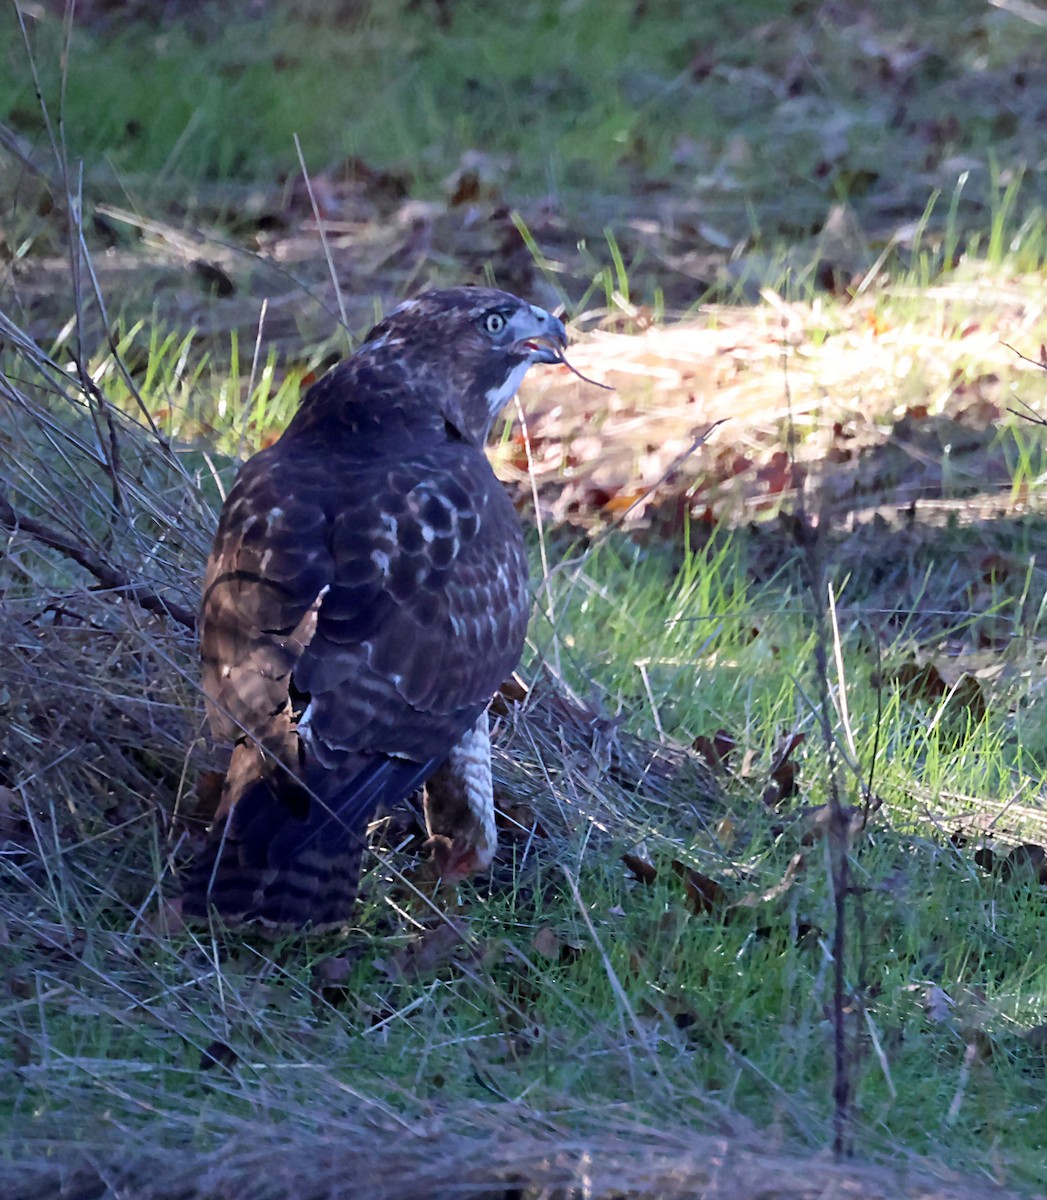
left=188, top=424, right=529, bottom=927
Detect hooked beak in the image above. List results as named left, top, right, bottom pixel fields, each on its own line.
left=509, top=305, right=568, bottom=364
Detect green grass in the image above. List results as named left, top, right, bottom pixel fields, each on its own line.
left=4, top=0, right=1047, bottom=258
left=9, top=0, right=813, bottom=186
left=2, top=361, right=1045, bottom=1185
left=85, top=318, right=327, bottom=455
left=3, top=1, right=1047, bottom=1194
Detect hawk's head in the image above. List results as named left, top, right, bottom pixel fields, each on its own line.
left=358, top=286, right=568, bottom=444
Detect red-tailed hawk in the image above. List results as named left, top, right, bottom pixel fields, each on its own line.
left=184, top=287, right=566, bottom=929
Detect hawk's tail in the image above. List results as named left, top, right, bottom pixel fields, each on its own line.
left=182, top=754, right=442, bottom=930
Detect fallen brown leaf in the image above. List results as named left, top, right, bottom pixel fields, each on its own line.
left=385, top=918, right=473, bottom=982
left=314, top=955, right=355, bottom=987
left=1022, top=1022, right=1047, bottom=1052
left=141, top=896, right=185, bottom=938
left=878, top=657, right=986, bottom=722
left=998, top=842, right=1047, bottom=886
left=200, top=1040, right=239, bottom=1072
left=783, top=803, right=870, bottom=846
left=671, top=859, right=728, bottom=916
left=692, top=728, right=737, bottom=774
left=762, top=731, right=805, bottom=808
left=622, top=852, right=658, bottom=886
left=490, top=671, right=529, bottom=716
left=732, top=853, right=806, bottom=908
left=532, top=924, right=561, bottom=961
left=311, top=949, right=365, bottom=1007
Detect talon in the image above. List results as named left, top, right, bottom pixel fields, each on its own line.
left=425, top=834, right=481, bottom=884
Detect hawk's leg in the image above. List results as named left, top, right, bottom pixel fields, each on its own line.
left=424, top=709, right=495, bottom=883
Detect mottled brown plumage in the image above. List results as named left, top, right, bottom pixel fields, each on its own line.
left=184, top=287, right=567, bottom=929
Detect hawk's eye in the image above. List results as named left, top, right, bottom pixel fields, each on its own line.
left=483, top=311, right=507, bottom=335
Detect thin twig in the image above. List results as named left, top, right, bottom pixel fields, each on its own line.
left=778, top=318, right=852, bottom=1158
left=294, top=134, right=350, bottom=340
left=514, top=392, right=561, bottom=679
left=794, top=506, right=852, bottom=1160
left=0, top=498, right=198, bottom=631
left=534, top=421, right=726, bottom=599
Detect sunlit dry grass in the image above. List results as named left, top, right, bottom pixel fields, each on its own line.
left=497, top=267, right=1047, bottom=529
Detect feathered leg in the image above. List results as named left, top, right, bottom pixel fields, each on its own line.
left=423, top=709, right=496, bottom=882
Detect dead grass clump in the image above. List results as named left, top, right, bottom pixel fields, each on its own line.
left=0, top=315, right=214, bottom=925
left=6, top=1101, right=1030, bottom=1200
left=0, top=309, right=719, bottom=933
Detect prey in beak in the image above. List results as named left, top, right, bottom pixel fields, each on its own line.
left=509, top=306, right=569, bottom=364
left=520, top=334, right=567, bottom=363
left=519, top=312, right=612, bottom=390
left=505, top=303, right=613, bottom=390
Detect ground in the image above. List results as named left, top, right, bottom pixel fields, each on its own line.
left=1, top=2, right=1046, bottom=1197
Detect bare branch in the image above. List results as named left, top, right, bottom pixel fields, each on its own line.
left=0, top=498, right=198, bottom=632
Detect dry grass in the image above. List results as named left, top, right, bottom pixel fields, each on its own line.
left=3, top=207, right=1047, bottom=1200
left=3, top=315, right=1044, bottom=1196
left=497, top=273, right=1047, bottom=527
left=4, top=4, right=1047, bottom=1190
left=8, top=1101, right=1031, bottom=1200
